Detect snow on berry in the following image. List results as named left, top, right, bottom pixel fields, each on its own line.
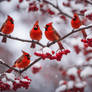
left=75, top=81, right=86, bottom=88
left=56, top=85, right=67, bottom=92
left=1, top=77, right=7, bottom=83
left=32, top=63, right=42, bottom=74
left=5, top=73, right=15, bottom=81
left=59, top=80, right=66, bottom=85
left=67, top=67, right=78, bottom=77
left=42, top=47, right=52, bottom=54
left=70, top=38, right=84, bottom=48
left=85, top=9, right=92, bottom=16
left=67, top=81, right=74, bottom=89
left=80, top=66, right=92, bottom=78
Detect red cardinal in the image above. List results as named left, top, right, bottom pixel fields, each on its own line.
left=7, top=50, right=31, bottom=73
left=30, top=21, right=42, bottom=48
left=0, top=15, right=14, bottom=43
left=71, top=13, right=81, bottom=29
left=71, top=13, right=87, bottom=38
left=45, top=22, right=64, bottom=50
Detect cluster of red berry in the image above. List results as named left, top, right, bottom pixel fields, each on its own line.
left=81, top=38, right=92, bottom=47
left=32, top=65, right=42, bottom=74
left=0, top=81, right=10, bottom=91
left=57, top=67, right=87, bottom=92
left=28, top=2, right=38, bottom=12
left=13, top=76, right=31, bottom=91
left=63, top=2, right=71, bottom=7
left=86, top=14, right=92, bottom=20
left=0, top=75, right=31, bottom=91
left=20, top=0, right=55, bottom=16
left=80, top=9, right=87, bottom=15
left=47, top=9, right=55, bottom=15
left=34, top=49, right=70, bottom=61
left=56, top=80, right=85, bottom=92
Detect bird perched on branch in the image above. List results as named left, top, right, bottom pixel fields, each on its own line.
left=7, top=50, right=31, bottom=73
left=71, top=13, right=87, bottom=38
left=0, top=15, right=14, bottom=43
left=30, top=21, right=42, bottom=48
left=44, top=22, right=64, bottom=50
left=71, top=13, right=81, bottom=29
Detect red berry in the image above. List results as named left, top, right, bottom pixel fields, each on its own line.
left=19, top=0, right=23, bottom=3
left=40, top=4, right=43, bottom=8
left=84, top=43, right=88, bottom=48
left=86, top=14, right=92, bottom=20
left=47, top=9, right=55, bottom=15
left=32, top=66, right=42, bottom=74
left=81, top=39, right=87, bottom=43
left=41, top=54, right=46, bottom=59
left=52, top=50, right=55, bottom=54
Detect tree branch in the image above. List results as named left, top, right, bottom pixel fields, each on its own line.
left=47, top=24, right=92, bottom=47
left=37, top=0, right=72, bottom=19
left=0, top=0, right=6, bottom=3
left=0, top=33, right=45, bottom=47
left=0, top=59, right=19, bottom=72
left=85, top=0, right=92, bottom=5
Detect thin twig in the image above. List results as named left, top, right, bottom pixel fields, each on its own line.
left=0, top=59, right=19, bottom=72
left=0, top=33, right=45, bottom=47
left=85, top=0, right=92, bottom=5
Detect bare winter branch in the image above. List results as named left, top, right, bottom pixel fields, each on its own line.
left=0, top=59, right=19, bottom=72
left=0, top=33, right=45, bottom=47
left=37, top=0, right=72, bottom=19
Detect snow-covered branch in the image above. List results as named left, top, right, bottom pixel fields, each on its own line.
left=47, top=24, right=92, bottom=47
